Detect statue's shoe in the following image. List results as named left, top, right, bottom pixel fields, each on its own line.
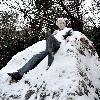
left=8, top=72, right=22, bottom=83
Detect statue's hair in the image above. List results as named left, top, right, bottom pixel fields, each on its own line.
left=56, top=18, right=67, bottom=27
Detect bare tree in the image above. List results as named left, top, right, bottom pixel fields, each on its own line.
left=57, top=0, right=84, bottom=32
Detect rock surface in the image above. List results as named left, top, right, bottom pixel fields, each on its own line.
left=0, top=29, right=100, bottom=100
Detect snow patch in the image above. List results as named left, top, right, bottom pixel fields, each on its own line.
left=0, top=28, right=100, bottom=100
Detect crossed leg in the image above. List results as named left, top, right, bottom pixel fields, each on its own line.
left=8, top=31, right=61, bottom=82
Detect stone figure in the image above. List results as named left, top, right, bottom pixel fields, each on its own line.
left=8, top=18, right=72, bottom=82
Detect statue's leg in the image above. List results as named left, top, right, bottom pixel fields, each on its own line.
left=8, top=31, right=61, bottom=81
left=18, top=50, right=48, bottom=76
left=8, top=50, right=48, bottom=81
left=47, top=36, right=54, bottom=67
left=45, top=31, right=61, bottom=67
left=45, top=31, right=61, bottom=52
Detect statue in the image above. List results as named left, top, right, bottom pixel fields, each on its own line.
left=8, top=18, right=72, bottom=82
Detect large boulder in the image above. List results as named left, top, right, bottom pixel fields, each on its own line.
left=0, top=29, right=100, bottom=100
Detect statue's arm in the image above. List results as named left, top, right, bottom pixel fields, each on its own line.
left=63, top=28, right=73, bottom=39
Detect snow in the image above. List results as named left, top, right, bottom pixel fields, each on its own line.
left=0, top=28, right=100, bottom=100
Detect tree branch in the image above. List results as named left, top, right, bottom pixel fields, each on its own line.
left=58, top=0, right=81, bottom=22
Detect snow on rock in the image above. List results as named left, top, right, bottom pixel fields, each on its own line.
left=0, top=28, right=100, bottom=100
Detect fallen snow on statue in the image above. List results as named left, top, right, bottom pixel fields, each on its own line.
left=0, top=28, right=100, bottom=100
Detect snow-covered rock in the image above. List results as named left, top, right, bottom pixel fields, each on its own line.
left=0, top=28, right=100, bottom=100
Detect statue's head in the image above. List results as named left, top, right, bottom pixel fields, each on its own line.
left=56, top=18, right=67, bottom=30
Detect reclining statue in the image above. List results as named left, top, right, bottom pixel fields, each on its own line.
left=8, top=18, right=72, bottom=82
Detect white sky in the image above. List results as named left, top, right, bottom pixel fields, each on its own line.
left=0, top=0, right=100, bottom=27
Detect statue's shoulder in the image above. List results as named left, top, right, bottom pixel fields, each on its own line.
left=53, top=27, right=73, bottom=36
left=53, top=30, right=59, bottom=35
left=64, top=27, right=73, bottom=32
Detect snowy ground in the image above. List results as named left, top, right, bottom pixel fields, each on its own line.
left=0, top=28, right=100, bottom=100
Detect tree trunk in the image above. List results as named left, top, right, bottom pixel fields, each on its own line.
left=59, top=0, right=83, bottom=32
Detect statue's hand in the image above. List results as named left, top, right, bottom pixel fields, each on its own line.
left=63, top=30, right=72, bottom=39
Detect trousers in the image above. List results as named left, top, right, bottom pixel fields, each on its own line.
left=18, top=31, right=61, bottom=76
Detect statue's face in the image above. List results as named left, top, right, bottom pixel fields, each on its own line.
left=56, top=18, right=66, bottom=30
